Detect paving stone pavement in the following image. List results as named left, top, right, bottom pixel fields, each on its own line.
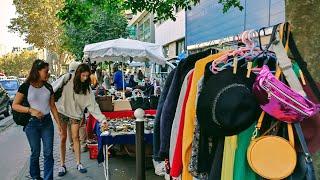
left=17, top=122, right=163, bottom=180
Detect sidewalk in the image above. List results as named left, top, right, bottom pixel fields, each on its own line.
left=17, top=124, right=163, bottom=180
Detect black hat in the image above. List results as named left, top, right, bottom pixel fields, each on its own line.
left=197, top=63, right=260, bottom=137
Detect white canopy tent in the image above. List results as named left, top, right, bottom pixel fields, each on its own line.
left=83, top=38, right=175, bottom=92
left=83, top=38, right=171, bottom=65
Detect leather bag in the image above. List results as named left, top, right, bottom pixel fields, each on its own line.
left=95, top=95, right=113, bottom=112
left=247, top=112, right=297, bottom=179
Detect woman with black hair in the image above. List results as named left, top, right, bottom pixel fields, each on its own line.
left=53, top=63, right=108, bottom=176
left=12, top=59, right=62, bottom=180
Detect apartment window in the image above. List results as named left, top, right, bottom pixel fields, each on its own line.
left=176, top=39, right=185, bottom=56
left=137, top=24, right=144, bottom=41
left=128, top=25, right=137, bottom=39
left=163, top=45, right=169, bottom=58
left=137, top=18, right=151, bottom=42
left=143, top=19, right=151, bottom=42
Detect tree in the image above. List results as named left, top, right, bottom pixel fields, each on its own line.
left=8, top=0, right=73, bottom=75
left=123, top=0, right=243, bottom=21
left=9, top=0, right=64, bottom=53
left=58, top=0, right=129, bottom=59
left=0, top=51, right=37, bottom=76
left=61, top=8, right=129, bottom=59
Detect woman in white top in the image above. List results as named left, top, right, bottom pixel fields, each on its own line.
left=12, top=59, right=62, bottom=180
left=53, top=63, right=108, bottom=176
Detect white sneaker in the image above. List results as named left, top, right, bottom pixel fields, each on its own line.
left=153, top=160, right=166, bottom=176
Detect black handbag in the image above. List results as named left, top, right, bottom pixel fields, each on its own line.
left=288, top=123, right=317, bottom=180
left=142, top=97, right=150, bottom=110
left=130, top=89, right=150, bottom=110
left=150, top=95, right=159, bottom=110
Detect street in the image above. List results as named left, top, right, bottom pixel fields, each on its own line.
left=1, top=0, right=319, bottom=179
left=0, top=115, right=29, bottom=180
left=0, top=116, right=163, bottom=180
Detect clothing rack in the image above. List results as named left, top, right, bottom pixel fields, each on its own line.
left=187, top=27, right=274, bottom=51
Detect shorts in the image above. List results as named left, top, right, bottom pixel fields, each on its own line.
left=59, top=113, right=82, bottom=125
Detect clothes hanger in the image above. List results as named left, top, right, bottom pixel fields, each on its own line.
left=211, top=24, right=284, bottom=75
left=239, top=24, right=281, bottom=68
left=210, top=29, right=264, bottom=74
left=238, top=24, right=282, bottom=78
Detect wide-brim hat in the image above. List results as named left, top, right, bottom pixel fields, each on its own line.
left=197, top=62, right=260, bottom=137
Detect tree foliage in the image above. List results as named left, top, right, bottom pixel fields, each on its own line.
left=8, top=0, right=64, bottom=53
left=0, top=51, right=37, bottom=76
left=58, top=0, right=242, bottom=23
left=57, top=0, right=129, bottom=59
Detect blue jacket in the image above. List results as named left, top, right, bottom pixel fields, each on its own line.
left=113, top=70, right=126, bottom=90
left=153, top=68, right=176, bottom=161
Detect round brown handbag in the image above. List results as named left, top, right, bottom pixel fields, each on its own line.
left=247, top=112, right=297, bottom=179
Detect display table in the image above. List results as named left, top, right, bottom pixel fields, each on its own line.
left=94, top=122, right=154, bottom=163
left=88, top=110, right=156, bottom=180
left=86, top=110, right=157, bottom=137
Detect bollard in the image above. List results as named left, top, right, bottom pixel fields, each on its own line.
left=134, top=108, right=146, bottom=180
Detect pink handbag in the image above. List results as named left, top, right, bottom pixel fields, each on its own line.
left=253, top=65, right=320, bottom=123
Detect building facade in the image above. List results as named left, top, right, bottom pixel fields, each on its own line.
left=128, top=11, right=155, bottom=43
left=186, top=0, right=285, bottom=50
left=155, top=9, right=186, bottom=59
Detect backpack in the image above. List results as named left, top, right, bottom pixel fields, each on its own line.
left=54, top=73, right=72, bottom=102
left=13, top=82, right=55, bottom=127
left=12, top=83, right=31, bottom=126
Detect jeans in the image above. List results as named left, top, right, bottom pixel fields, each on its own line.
left=25, top=114, right=54, bottom=180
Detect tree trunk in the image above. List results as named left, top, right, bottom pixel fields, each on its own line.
left=285, top=0, right=320, bottom=82
left=57, top=53, right=64, bottom=76
left=285, top=0, right=320, bottom=176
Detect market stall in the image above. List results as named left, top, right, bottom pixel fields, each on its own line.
left=83, top=38, right=174, bottom=180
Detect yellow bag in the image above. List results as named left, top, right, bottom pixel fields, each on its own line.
left=247, top=28, right=297, bottom=179
left=247, top=112, right=297, bottom=179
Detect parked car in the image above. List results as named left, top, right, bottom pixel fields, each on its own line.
left=0, top=79, right=20, bottom=102
left=18, top=78, right=26, bottom=84
left=0, top=84, right=12, bottom=117
left=0, top=73, right=6, bottom=80
left=7, top=76, right=18, bottom=80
